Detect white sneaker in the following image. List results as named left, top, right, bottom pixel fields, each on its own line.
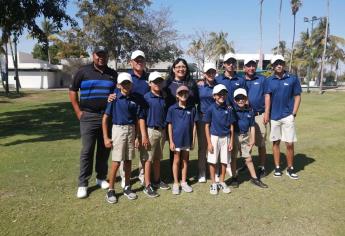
left=172, top=184, right=180, bottom=195
left=209, top=183, right=218, bottom=195
left=77, top=186, right=88, bottom=199
left=121, top=177, right=126, bottom=189
left=138, top=170, right=144, bottom=186
left=218, top=182, right=231, bottom=194
left=198, top=176, right=206, bottom=183
left=215, top=175, right=220, bottom=183
left=96, top=179, right=109, bottom=189
left=181, top=182, right=193, bottom=193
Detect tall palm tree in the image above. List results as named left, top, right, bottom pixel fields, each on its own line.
left=289, top=0, right=302, bottom=72
left=272, top=41, right=287, bottom=56
left=320, top=0, right=329, bottom=93
left=258, top=0, right=264, bottom=70
left=208, top=31, right=234, bottom=68
left=278, top=0, right=283, bottom=52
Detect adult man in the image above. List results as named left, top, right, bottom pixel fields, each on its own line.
left=243, top=58, right=268, bottom=178
left=215, top=53, right=246, bottom=187
left=264, top=55, right=302, bottom=179
left=69, top=46, right=117, bottom=198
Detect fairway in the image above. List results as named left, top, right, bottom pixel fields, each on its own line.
left=0, top=90, right=344, bottom=236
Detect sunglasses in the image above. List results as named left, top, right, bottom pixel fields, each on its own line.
left=235, top=95, right=246, bottom=101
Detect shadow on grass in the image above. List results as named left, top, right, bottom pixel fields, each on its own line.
left=0, top=102, right=80, bottom=146
left=0, top=91, right=32, bottom=99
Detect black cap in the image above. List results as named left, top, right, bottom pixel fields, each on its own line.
left=93, top=46, right=108, bottom=54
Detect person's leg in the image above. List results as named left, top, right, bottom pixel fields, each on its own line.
left=258, top=146, right=266, bottom=167
left=144, top=160, right=151, bottom=187
left=285, top=142, right=294, bottom=168
left=108, top=161, right=120, bottom=189
left=245, top=156, right=257, bottom=179
left=172, top=151, right=181, bottom=185
left=124, top=160, right=132, bottom=187
left=95, top=121, right=110, bottom=180
left=209, top=163, right=216, bottom=183
left=220, top=163, right=227, bottom=183
left=197, top=121, right=207, bottom=180
left=272, top=140, right=281, bottom=167
left=230, top=134, right=239, bottom=176
left=181, top=150, right=189, bottom=183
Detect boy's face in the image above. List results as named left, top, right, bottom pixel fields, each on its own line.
left=204, top=69, right=216, bottom=82
left=149, top=78, right=164, bottom=93
left=176, top=90, right=189, bottom=102
left=213, top=90, right=227, bottom=104
left=223, top=59, right=236, bottom=73
left=234, top=95, right=247, bottom=108
left=117, top=81, right=132, bottom=94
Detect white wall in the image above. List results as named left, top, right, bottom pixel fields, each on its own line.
left=7, top=71, right=61, bottom=89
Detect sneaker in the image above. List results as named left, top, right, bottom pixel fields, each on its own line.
left=143, top=184, right=159, bottom=198
left=76, top=186, right=88, bottom=199
left=106, top=189, right=117, bottom=204
left=138, top=169, right=144, bottom=186
left=152, top=180, right=170, bottom=190
left=218, top=182, right=231, bottom=194
left=250, top=178, right=268, bottom=188
left=257, top=167, right=267, bottom=179
left=96, top=178, right=109, bottom=189
left=121, top=177, right=126, bottom=189
left=286, top=167, right=299, bottom=180
left=273, top=167, right=283, bottom=177
left=209, top=183, right=218, bottom=195
left=215, top=175, right=220, bottom=183
left=123, top=186, right=138, bottom=200
left=198, top=176, right=206, bottom=183
left=229, top=177, right=239, bottom=188
left=181, top=182, right=193, bottom=193
left=172, top=184, right=180, bottom=195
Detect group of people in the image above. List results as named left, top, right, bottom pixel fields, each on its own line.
left=69, top=46, right=302, bottom=204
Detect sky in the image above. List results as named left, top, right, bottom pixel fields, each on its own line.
left=17, top=0, right=345, bottom=70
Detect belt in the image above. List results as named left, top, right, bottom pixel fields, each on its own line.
left=254, top=111, right=264, bottom=116
left=148, top=126, right=163, bottom=130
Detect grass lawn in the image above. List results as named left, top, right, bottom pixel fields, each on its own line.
left=0, top=90, right=344, bottom=236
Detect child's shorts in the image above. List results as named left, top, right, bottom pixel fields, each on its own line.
left=207, top=135, right=230, bottom=165
left=111, top=124, right=135, bottom=162
left=175, top=147, right=190, bottom=152
left=238, top=132, right=251, bottom=158
left=140, top=128, right=164, bottom=162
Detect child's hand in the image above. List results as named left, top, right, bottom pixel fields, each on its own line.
left=107, top=93, right=117, bottom=102
left=169, top=142, right=175, bottom=151
left=248, top=141, right=255, bottom=151
left=104, top=138, right=113, bottom=149
left=228, top=143, right=233, bottom=151
left=208, top=143, right=214, bottom=154
left=141, top=136, right=151, bottom=150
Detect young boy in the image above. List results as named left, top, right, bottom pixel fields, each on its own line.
left=140, top=71, right=170, bottom=198
left=233, top=88, right=268, bottom=188
left=102, top=72, right=146, bottom=204
left=204, top=84, right=236, bottom=195
left=166, top=85, right=197, bottom=195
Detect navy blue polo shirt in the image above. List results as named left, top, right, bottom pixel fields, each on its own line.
left=245, top=74, right=267, bottom=113
left=266, top=73, right=302, bottom=120
left=166, top=103, right=198, bottom=148
left=69, top=64, right=117, bottom=113
left=105, top=89, right=144, bottom=125
left=197, top=81, right=216, bottom=115
left=143, top=91, right=166, bottom=129
left=215, top=73, right=246, bottom=106
left=203, top=102, right=236, bottom=137
left=234, top=106, right=255, bottom=134
left=129, top=69, right=150, bottom=96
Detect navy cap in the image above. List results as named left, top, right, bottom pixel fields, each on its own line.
left=93, top=46, right=108, bottom=54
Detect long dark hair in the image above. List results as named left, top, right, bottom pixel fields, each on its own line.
left=168, top=58, right=192, bottom=81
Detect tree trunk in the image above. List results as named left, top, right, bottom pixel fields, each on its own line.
left=320, top=0, right=329, bottom=94
left=289, top=14, right=296, bottom=72
left=4, top=43, right=9, bottom=94
left=258, top=0, right=264, bottom=70
left=9, top=36, right=20, bottom=93
left=278, top=0, right=282, bottom=52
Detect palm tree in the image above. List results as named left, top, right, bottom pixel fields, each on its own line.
left=272, top=41, right=287, bottom=56
left=278, top=0, right=283, bottom=52
left=207, top=31, right=234, bottom=68
left=320, top=0, right=329, bottom=93
left=258, top=0, right=264, bottom=70
left=289, top=0, right=302, bottom=72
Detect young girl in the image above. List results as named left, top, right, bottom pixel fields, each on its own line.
left=166, top=85, right=197, bottom=195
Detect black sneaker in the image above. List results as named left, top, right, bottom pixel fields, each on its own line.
left=143, top=184, right=159, bottom=198
left=286, top=167, right=299, bottom=180
left=123, top=186, right=138, bottom=200
left=152, top=180, right=170, bottom=190
left=273, top=167, right=283, bottom=177
left=229, top=177, right=239, bottom=188
left=250, top=178, right=268, bottom=188
left=257, top=166, right=267, bottom=179
left=106, top=189, right=117, bottom=204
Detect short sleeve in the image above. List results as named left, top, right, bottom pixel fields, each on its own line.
left=166, top=107, right=173, bottom=124
left=69, top=68, right=84, bottom=91
left=105, top=101, right=114, bottom=116
left=249, top=111, right=255, bottom=127
left=293, top=77, right=302, bottom=96
left=193, top=107, right=199, bottom=122
left=229, top=108, right=237, bottom=124
left=265, top=78, right=272, bottom=94
left=203, top=106, right=212, bottom=123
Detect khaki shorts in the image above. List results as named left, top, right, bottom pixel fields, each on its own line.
left=238, top=132, right=252, bottom=158
left=254, top=113, right=267, bottom=147
left=140, top=128, right=164, bottom=162
left=111, top=124, right=135, bottom=162
left=207, top=135, right=231, bottom=165
left=270, top=115, right=297, bottom=143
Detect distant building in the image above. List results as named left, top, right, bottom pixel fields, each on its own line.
left=220, top=53, right=276, bottom=70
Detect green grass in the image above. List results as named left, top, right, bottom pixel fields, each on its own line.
left=1, top=90, right=345, bottom=236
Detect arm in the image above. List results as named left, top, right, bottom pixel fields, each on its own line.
left=139, top=119, right=150, bottom=149
left=264, top=94, right=271, bottom=124
left=205, top=123, right=213, bottom=154
left=248, top=126, right=255, bottom=150
left=69, top=90, right=83, bottom=120
left=191, top=123, right=197, bottom=150
left=102, top=114, right=112, bottom=148
left=292, top=95, right=301, bottom=117
left=168, top=123, right=175, bottom=151
left=228, top=124, right=234, bottom=151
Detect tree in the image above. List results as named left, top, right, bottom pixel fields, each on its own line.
left=278, top=0, right=283, bottom=52
left=320, top=0, right=329, bottom=93
left=208, top=31, right=234, bottom=67
left=0, top=0, right=75, bottom=93
left=289, top=0, right=302, bottom=72
left=258, top=0, right=264, bottom=70
left=272, top=41, right=287, bottom=56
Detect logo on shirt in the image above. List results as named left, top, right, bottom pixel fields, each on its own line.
left=254, top=82, right=260, bottom=85
left=130, top=101, right=136, bottom=105
left=225, top=111, right=228, bottom=114
left=187, top=111, right=191, bottom=115
left=284, top=83, right=289, bottom=86
left=235, top=83, right=239, bottom=86
left=247, top=115, right=251, bottom=118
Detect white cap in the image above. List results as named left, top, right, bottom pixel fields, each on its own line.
left=148, top=71, right=163, bottom=82
left=117, top=72, right=132, bottom=84
left=213, top=84, right=228, bottom=95
left=244, top=58, right=257, bottom=66
left=233, top=88, right=247, bottom=98
left=223, top=53, right=236, bottom=62
left=203, top=62, right=216, bottom=72
left=131, top=50, right=145, bottom=60
left=271, top=55, right=285, bottom=64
